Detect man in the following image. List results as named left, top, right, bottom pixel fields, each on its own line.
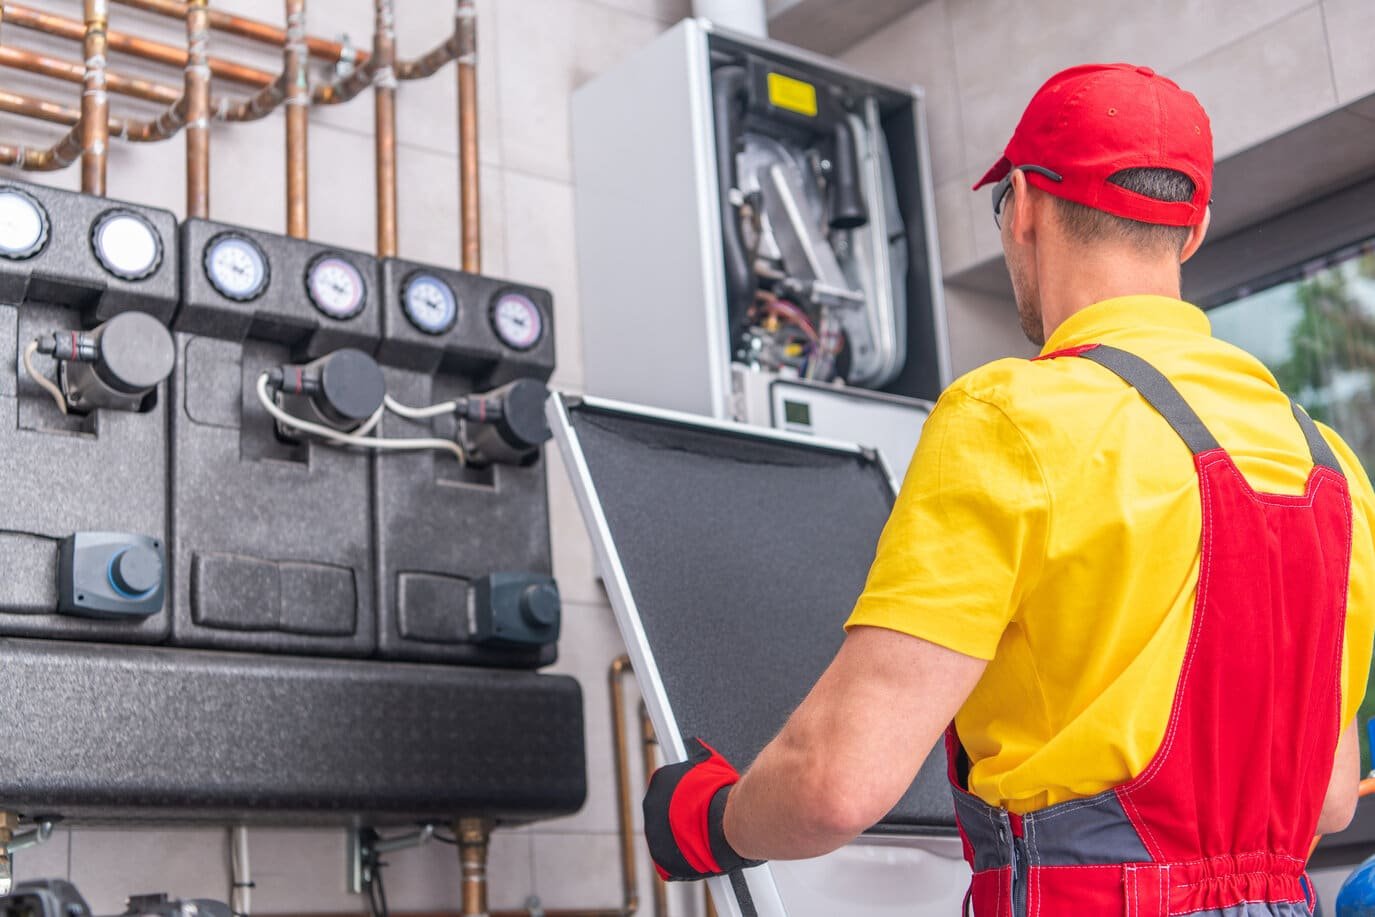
left=642, top=63, right=1375, bottom=915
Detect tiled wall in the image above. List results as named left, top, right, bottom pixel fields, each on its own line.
left=839, top=0, right=1375, bottom=375
left=0, top=0, right=707, bottom=913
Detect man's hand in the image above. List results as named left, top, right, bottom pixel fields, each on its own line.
left=643, top=738, right=763, bottom=881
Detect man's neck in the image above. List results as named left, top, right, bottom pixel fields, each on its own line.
left=1038, top=248, right=1182, bottom=341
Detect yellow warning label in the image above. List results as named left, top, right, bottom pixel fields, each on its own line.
left=767, top=72, right=818, bottom=117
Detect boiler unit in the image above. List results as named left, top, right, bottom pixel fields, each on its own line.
left=572, top=18, right=946, bottom=473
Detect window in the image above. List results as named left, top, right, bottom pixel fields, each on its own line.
left=1210, top=237, right=1375, bottom=771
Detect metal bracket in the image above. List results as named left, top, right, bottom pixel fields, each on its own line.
left=345, top=825, right=434, bottom=895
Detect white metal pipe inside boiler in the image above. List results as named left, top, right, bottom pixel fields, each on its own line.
left=692, top=0, right=767, bottom=36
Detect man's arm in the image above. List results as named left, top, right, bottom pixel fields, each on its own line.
left=721, top=625, right=987, bottom=861
left=1317, top=721, right=1361, bottom=835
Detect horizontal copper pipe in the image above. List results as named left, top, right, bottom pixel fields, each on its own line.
left=395, top=34, right=459, bottom=81
left=0, top=46, right=181, bottom=105
left=5, top=3, right=275, bottom=88
left=110, top=0, right=368, bottom=66
left=0, top=123, right=84, bottom=170
left=220, top=73, right=286, bottom=122
left=1, top=87, right=200, bottom=145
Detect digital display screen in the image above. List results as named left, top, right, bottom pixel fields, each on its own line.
left=783, top=400, right=811, bottom=426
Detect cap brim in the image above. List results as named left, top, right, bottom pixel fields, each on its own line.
left=972, top=156, right=1012, bottom=190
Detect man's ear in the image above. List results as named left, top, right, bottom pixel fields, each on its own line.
left=1180, top=205, right=1210, bottom=264
left=1006, top=168, right=1037, bottom=245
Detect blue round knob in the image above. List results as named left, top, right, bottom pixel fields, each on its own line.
left=109, top=546, right=161, bottom=597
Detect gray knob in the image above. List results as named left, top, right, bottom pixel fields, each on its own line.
left=520, top=583, right=560, bottom=629
left=110, top=545, right=162, bottom=596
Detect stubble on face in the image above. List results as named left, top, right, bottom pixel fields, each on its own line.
left=1007, top=250, right=1045, bottom=346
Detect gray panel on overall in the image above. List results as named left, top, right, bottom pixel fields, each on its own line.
left=171, top=218, right=382, bottom=656
left=0, top=179, right=176, bottom=643
left=0, top=638, right=586, bottom=824
left=373, top=258, right=556, bottom=666
left=564, top=401, right=955, bottom=832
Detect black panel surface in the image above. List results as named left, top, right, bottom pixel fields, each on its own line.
left=564, top=401, right=954, bottom=832
left=0, top=639, right=586, bottom=824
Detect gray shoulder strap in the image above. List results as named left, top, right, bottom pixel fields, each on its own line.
left=1077, top=344, right=1221, bottom=455
left=1289, top=401, right=1343, bottom=473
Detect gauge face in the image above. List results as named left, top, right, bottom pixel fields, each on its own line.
left=402, top=272, right=457, bottom=335
left=204, top=232, right=269, bottom=301
left=491, top=291, right=544, bottom=351
left=306, top=254, right=366, bottom=320
left=0, top=186, right=50, bottom=260
left=91, top=209, right=163, bottom=280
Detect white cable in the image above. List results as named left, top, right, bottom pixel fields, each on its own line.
left=22, top=340, right=67, bottom=415
left=229, top=826, right=251, bottom=917
left=382, top=394, right=460, bottom=420
left=256, top=374, right=465, bottom=464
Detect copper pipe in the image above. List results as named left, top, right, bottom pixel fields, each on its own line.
left=311, top=60, right=374, bottom=106
left=706, top=891, right=719, bottom=917
left=6, top=3, right=275, bottom=89
left=80, top=0, right=109, bottom=195
left=456, top=0, right=479, bottom=272
left=395, top=34, right=458, bottom=81
left=0, top=88, right=166, bottom=142
left=110, top=0, right=367, bottom=66
left=609, top=656, right=642, bottom=917
left=0, top=47, right=181, bottom=105
left=372, top=0, right=397, bottom=258
left=639, top=703, right=669, bottom=917
left=284, top=0, right=307, bottom=238
left=456, top=817, right=493, bottom=917
left=184, top=0, right=209, bottom=218
left=0, top=123, right=84, bottom=170
left=219, top=74, right=286, bottom=122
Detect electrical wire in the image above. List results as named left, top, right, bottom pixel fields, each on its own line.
left=256, top=374, right=465, bottom=464
left=365, top=854, right=389, bottom=917
left=22, top=340, right=67, bottom=415
left=382, top=394, right=461, bottom=420
left=228, top=826, right=253, bottom=917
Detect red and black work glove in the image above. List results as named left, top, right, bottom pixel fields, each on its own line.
left=643, top=738, right=764, bottom=881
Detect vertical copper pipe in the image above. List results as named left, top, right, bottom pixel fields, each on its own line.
left=609, top=657, right=642, bottom=917
left=456, top=0, right=480, bottom=272
left=373, top=0, right=397, bottom=258
left=80, top=0, right=110, bottom=195
left=184, top=0, right=210, bottom=218
left=111, top=0, right=368, bottom=66
left=284, top=0, right=308, bottom=238
left=456, top=817, right=492, bottom=917
left=639, top=702, right=669, bottom=917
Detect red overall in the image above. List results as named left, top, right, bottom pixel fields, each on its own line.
left=946, top=344, right=1353, bottom=917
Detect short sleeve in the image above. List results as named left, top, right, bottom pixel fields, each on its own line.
left=845, top=388, right=1049, bottom=660
left=1319, top=422, right=1375, bottom=729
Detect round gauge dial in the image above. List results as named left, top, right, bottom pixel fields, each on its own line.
left=0, top=186, right=50, bottom=261
left=306, top=254, right=366, bottom=320
left=490, top=291, right=544, bottom=351
left=204, top=232, right=269, bottom=302
left=91, top=209, right=163, bottom=281
left=401, top=272, right=458, bottom=335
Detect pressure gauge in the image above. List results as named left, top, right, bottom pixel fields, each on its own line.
left=91, top=209, right=163, bottom=281
left=0, top=186, right=50, bottom=261
left=490, top=291, right=544, bottom=351
left=401, top=272, right=457, bottom=335
left=306, top=253, right=366, bottom=320
left=204, top=232, right=269, bottom=302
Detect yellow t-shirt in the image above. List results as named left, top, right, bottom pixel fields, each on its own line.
left=846, top=295, right=1375, bottom=814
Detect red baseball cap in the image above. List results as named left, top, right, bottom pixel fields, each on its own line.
left=973, top=63, right=1213, bottom=227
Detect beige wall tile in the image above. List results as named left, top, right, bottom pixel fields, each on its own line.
left=544, top=600, right=633, bottom=835
left=503, top=171, right=583, bottom=390
left=934, top=175, right=977, bottom=276
left=244, top=829, right=358, bottom=914
left=839, top=0, right=967, bottom=185
left=10, top=828, right=70, bottom=884
left=1172, top=6, right=1336, bottom=158
left=943, top=284, right=1034, bottom=377
left=69, top=829, right=229, bottom=914
left=1323, top=0, right=1375, bottom=104
left=949, top=0, right=1314, bottom=177
left=528, top=832, right=625, bottom=910
left=547, top=444, right=611, bottom=607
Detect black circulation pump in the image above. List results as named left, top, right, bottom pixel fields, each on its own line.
left=37, top=311, right=176, bottom=413
left=459, top=378, right=553, bottom=466
left=267, top=348, right=387, bottom=429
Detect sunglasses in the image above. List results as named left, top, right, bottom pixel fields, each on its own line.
left=992, top=165, right=1063, bottom=228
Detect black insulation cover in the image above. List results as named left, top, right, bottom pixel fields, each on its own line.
left=563, top=400, right=955, bottom=833
left=0, top=179, right=177, bottom=645
left=0, top=638, right=586, bottom=824
left=373, top=259, right=557, bottom=665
